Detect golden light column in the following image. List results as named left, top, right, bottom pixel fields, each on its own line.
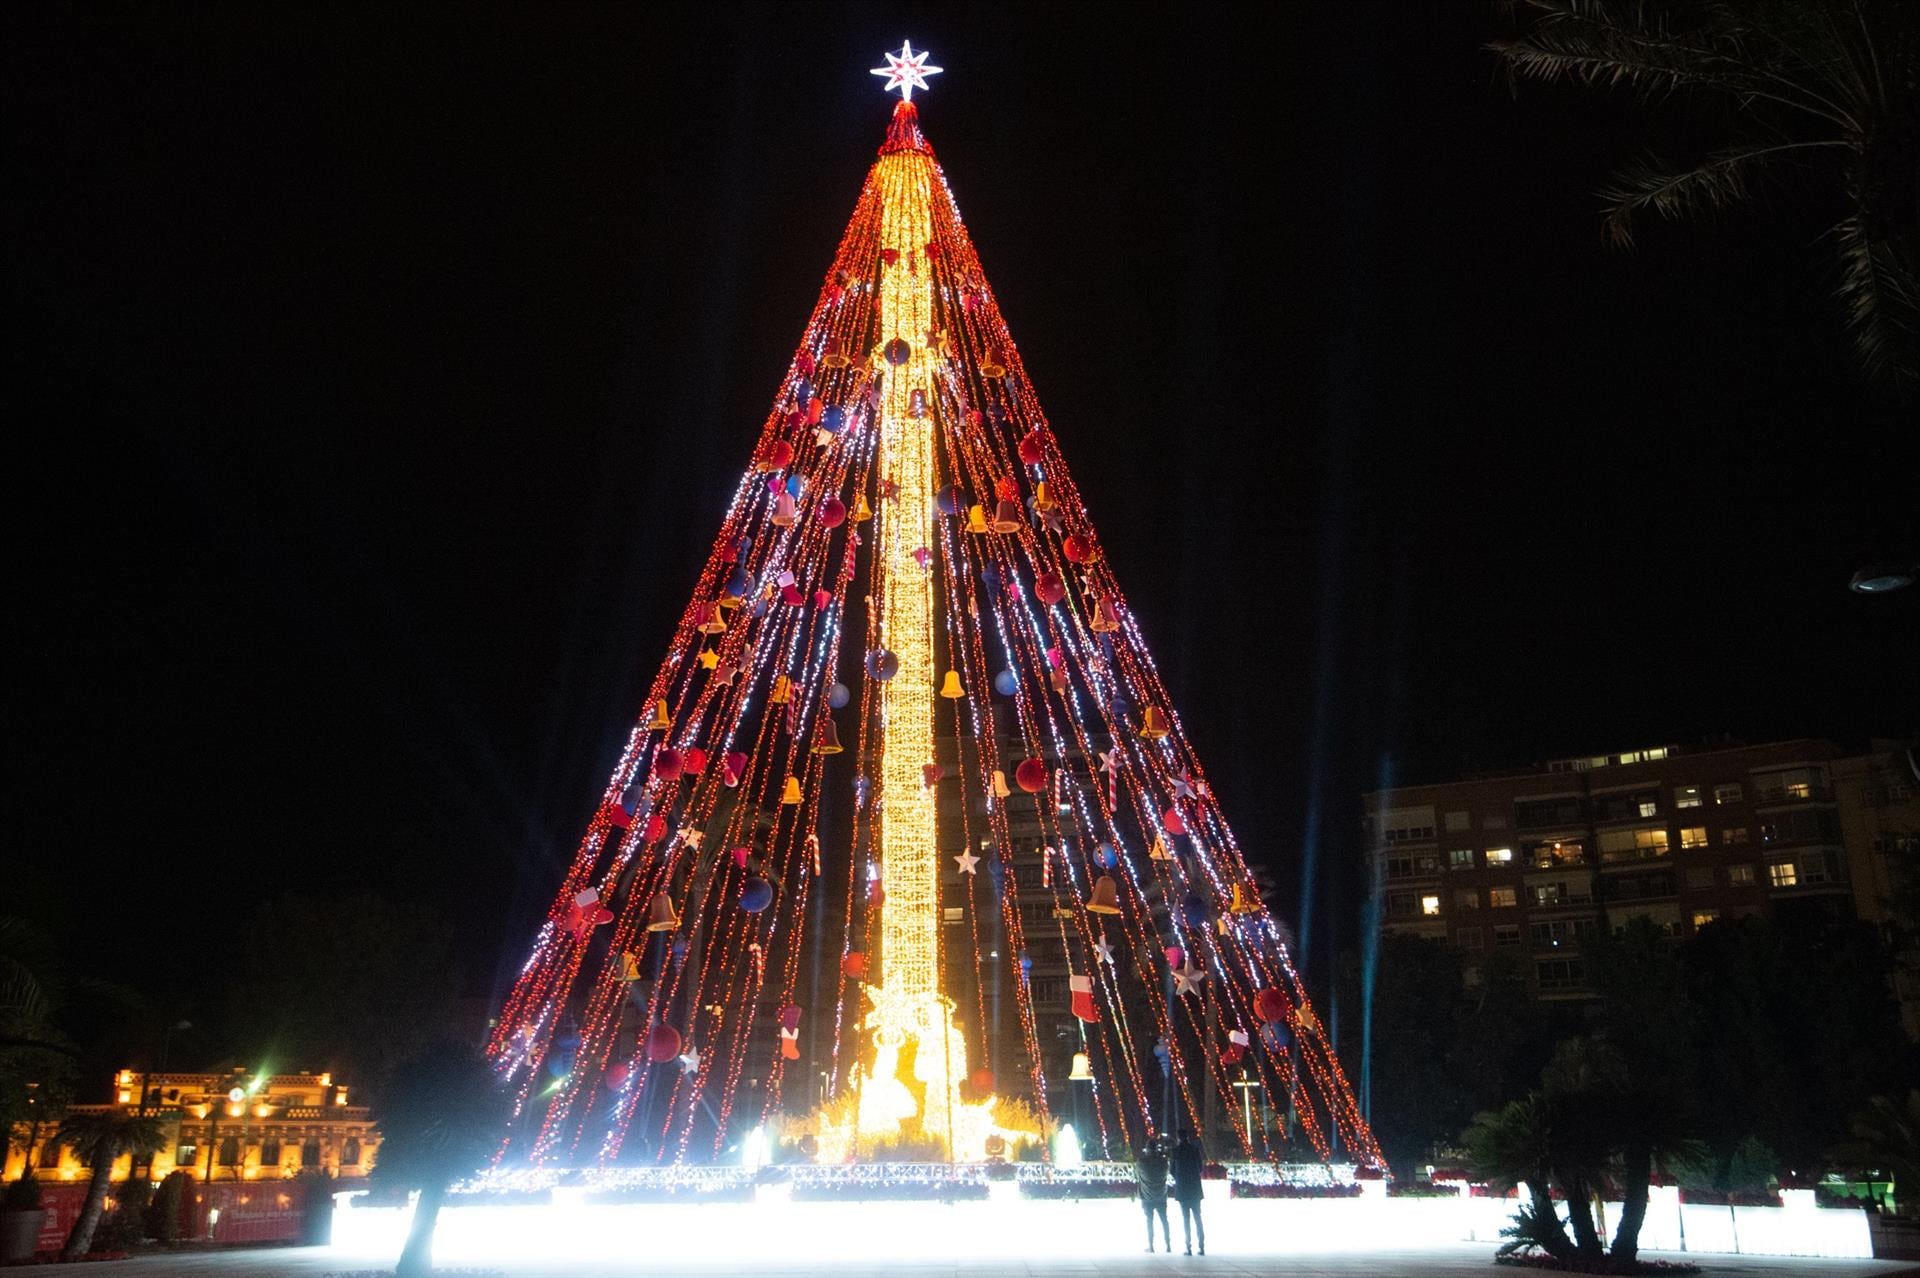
left=843, top=108, right=997, bottom=1161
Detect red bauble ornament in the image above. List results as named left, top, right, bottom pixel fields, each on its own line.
left=683, top=747, right=708, bottom=775
left=819, top=496, right=847, bottom=528
left=1014, top=758, right=1047, bottom=793
left=1253, top=987, right=1292, bottom=1024
left=606, top=1060, right=633, bottom=1090
left=643, top=813, right=668, bottom=843
left=970, top=1068, right=996, bottom=1094
left=1034, top=572, right=1066, bottom=605
left=645, top=1025, right=682, bottom=1064
left=842, top=951, right=869, bottom=979
left=1017, top=428, right=1048, bottom=465
left=653, top=748, right=683, bottom=781
left=761, top=440, right=794, bottom=470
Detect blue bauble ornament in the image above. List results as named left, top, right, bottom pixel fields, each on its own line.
left=1181, top=893, right=1210, bottom=927
left=828, top=681, right=851, bottom=709
left=821, top=405, right=846, bottom=434
left=725, top=566, right=752, bottom=598
left=741, top=878, right=774, bottom=913
left=993, top=668, right=1019, bottom=697
left=1097, top=843, right=1117, bottom=868
left=868, top=649, right=899, bottom=681
left=785, top=473, right=804, bottom=498
left=936, top=485, right=966, bottom=516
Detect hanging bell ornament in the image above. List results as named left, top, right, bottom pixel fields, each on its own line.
left=821, top=336, right=851, bottom=369
left=990, top=499, right=1023, bottom=534
left=965, top=504, right=990, bottom=535
left=981, top=349, right=1008, bottom=379
left=1230, top=883, right=1262, bottom=914
left=852, top=492, right=874, bottom=523
left=991, top=769, right=1011, bottom=800
left=1032, top=482, right=1055, bottom=514
left=812, top=718, right=844, bottom=755
left=646, top=699, right=671, bottom=732
left=770, top=674, right=792, bottom=705
left=698, top=603, right=727, bottom=635
left=1087, top=875, right=1122, bottom=915
left=646, top=893, right=681, bottom=933
left=1139, top=706, right=1171, bottom=741
left=1050, top=666, right=1069, bottom=694
left=939, top=670, right=966, bottom=699
left=1068, top=1051, right=1094, bottom=1081
left=1150, top=836, right=1175, bottom=861
left=771, top=491, right=797, bottom=526
left=781, top=775, right=803, bottom=805
left=1090, top=596, right=1121, bottom=633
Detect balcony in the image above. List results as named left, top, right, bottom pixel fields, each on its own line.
left=1753, top=783, right=1833, bottom=807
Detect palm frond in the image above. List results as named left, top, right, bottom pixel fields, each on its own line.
left=1829, top=213, right=1920, bottom=384
left=1598, top=141, right=1846, bottom=248
left=1489, top=0, right=1769, bottom=103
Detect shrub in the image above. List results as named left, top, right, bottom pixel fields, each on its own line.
left=2, top=1176, right=41, bottom=1212
left=146, top=1171, right=191, bottom=1242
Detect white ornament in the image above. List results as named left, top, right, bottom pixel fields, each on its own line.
left=954, top=849, right=981, bottom=876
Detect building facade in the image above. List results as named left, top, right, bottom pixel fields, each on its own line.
left=6, top=1068, right=379, bottom=1184
left=1363, top=738, right=1918, bottom=1027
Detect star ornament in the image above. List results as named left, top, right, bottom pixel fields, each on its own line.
left=1172, top=958, right=1206, bottom=997
left=955, top=849, right=981, bottom=876
left=871, top=41, right=943, bottom=101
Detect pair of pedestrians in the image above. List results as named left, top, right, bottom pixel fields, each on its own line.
left=1133, top=1130, right=1205, bottom=1255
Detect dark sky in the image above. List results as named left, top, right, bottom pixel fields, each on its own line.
left=10, top=4, right=1914, bottom=1043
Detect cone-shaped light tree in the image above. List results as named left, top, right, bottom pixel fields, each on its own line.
left=487, top=46, right=1381, bottom=1172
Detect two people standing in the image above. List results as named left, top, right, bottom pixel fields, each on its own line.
left=1134, top=1130, right=1205, bottom=1256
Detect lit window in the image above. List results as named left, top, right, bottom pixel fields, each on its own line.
left=1532, top=882, right=1566, bottom=907
left=1713, top=783, right=1743, bottom=806
left=1489, top=886, right=1518, bottom=908
left=1599, top=827, right=1670, bottom=862
left=1680, top=827, right=1709, bottom=849
left=1675, top=785, right=1703, bottom=809
left=1420, top=894, right=1442, bottom=917
left=1728, top=864, right=1756, bottom=886
left=1723, top=827, right=1750, bottom=845
left=1768, top=862, right=1798, bottom=888
left=1637, top=799, right=1659, bottom=818
left=1454, top=889, right=1480, bottom=911
left=1448, top=848, right=1476, bottom=870
left=1691, top=910, right=1720, bottom=929
left=1484, top=847, right=1514, bottom=866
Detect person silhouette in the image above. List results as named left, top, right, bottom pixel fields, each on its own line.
left=1169, top=1128, right=1205, bottom=1255
left=1134, top=1137, right=1171, bottom=1252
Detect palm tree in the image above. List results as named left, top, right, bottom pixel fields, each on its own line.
left=1829, top=1090, right=1920, bottom=1216
left=55, top=1110, right=168, bottom=1259
left=374, top=1045, right=504, bottom=1277
left=1465, top=1094, right=1575, bottom=1262
left=1489, top=0, right=1920, bottom=385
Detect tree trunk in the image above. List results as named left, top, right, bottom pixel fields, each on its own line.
left=1525, top=1176, right=1575, bottom=1263
left=61, top=1162, right=114, bottom=1260
left=1613, top=1141, right=1651, bottom=1265
left=1560, top=1171, right=1605, bottom=1262
left=395, top=1180, right=445, bottom=1277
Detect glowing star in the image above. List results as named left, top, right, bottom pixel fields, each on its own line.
left=678, top=1048, right=701, bottom=1075
left=870, top=41, right=943, bottom=102
left=677, top=826, right=704, bottom=850
left=1095, top=936, right=1115, bottom=965
left=1171, top=772, right=1196, bottom=801
left=1172, top=958, right=1206, bottom=996
left=954, top=849, right=981, bottom=876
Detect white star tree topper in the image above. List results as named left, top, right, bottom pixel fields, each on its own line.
left=871, top=41, right=943, bottom=101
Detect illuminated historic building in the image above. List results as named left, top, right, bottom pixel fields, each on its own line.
left=5, top=1069, right=379, bottom=1183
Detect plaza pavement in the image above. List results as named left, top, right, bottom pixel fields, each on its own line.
left=78, top=1242, right=1919, bottom=1278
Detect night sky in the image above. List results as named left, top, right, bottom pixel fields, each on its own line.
left=10, top=5, right=1914, bottom=1047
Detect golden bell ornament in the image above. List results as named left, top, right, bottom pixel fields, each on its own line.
left=1050, top=666, right=1069, bottom=694
left=1139, top=706, right=1171, bottom=741
left=1087, top=875, right=1122, bottom=915
left=619, top=949, right=644, bottom=980
left=770, top=674, right=791, bottom=705
left=821, top=337, right=851, bottom=369
left=645, top=893, right=681, bottom=933
left=965, top=503, right=990, bottom=535
left=1230, top=883, right=1262, bottom=914
left=698, top=603, right=727, bottom=635
left=812, top=717, right=843, bottom=755
left=991, top=769, right=1011, bottom=800
left=939, top=670, right=966, bottom=699
left=781, top=775, right=803, bottom=805
left=647, top=699, right=671, bottom=732
left=1068, top=1051, right=1094, bottom=1082
left=1032, top=482, right=1055, bottom=514
left=852, top=492, right=874, bottom=523
left=1090, top=596, right=1121, bottom=633
left=1150, top=836, right=1174, bottom=862
left=980, top=350, right=1008, bottom=379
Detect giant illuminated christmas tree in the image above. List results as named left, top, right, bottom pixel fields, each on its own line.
left=487, top=45, right=1381, bottom=1172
